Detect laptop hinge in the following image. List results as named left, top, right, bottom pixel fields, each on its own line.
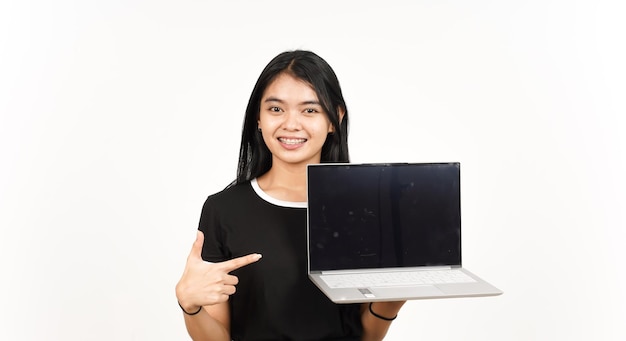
left=320, top=266, right=453, bottom=275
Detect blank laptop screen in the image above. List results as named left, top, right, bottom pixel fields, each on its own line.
left=307, top=163, right=462, bottom=272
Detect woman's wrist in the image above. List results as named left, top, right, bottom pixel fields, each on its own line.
left=178, top=301, right=202, bottom=315
left=368, top=301, right=406, bottom=321
left=175, top=284, right=202, bottom=315
left=369, top=302, right=396, bottom=321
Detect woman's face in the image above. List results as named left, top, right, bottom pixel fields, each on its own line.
left=258, top=73, right=334, bottom=169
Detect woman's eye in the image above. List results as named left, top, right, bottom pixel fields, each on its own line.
left=304, top=108, right=319, bottom=114
left=269, top=107, right=281, bottom=112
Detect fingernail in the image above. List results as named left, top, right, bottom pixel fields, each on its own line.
left=254, top=253, right=262, bottom=260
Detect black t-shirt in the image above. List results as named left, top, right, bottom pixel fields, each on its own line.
left=199, top=179, right=363, bottom=341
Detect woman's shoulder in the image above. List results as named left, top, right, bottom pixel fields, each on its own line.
left=199, top=181, right=254, bottom=221
left=205, top=180, right=253, bottom=204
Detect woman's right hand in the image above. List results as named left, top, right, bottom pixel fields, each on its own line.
left=175, top=231, right=262, bottom=313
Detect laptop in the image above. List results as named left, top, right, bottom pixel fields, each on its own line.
left=306, top=162, right=502, bottom=303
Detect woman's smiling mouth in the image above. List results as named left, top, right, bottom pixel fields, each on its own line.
left=278, top=137, right=307, bottom=145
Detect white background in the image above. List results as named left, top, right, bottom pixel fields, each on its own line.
left=1, top=1, right=625, bottom=340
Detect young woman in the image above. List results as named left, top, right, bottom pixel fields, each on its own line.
left=176, top=50, right=405, bottom=341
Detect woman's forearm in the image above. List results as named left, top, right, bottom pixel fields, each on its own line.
left=361, top=301, right=406, bottom=341
left=182, top=307, right=230, bottom=341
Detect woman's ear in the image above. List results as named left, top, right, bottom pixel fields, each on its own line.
left=329, top=107, right=345, bottom=133
left=338, top=107, right=345, bottom=124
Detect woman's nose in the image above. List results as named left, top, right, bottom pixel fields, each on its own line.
left=282, top=111, right=301, bottom=130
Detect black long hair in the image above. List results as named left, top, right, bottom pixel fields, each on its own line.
left=234, top=50, right=350, bottom=185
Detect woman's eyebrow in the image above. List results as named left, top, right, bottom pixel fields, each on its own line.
left=263, top=97, right=321, bottom=106
left=300, top=100, right=321, bottom=106
left=264, top=96, right=284, bottom=103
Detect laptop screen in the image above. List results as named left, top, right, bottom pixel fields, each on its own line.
left=307, top=163, right=462, bottom=272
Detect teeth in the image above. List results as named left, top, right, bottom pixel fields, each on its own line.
left=279, top=138, right=306, bottom=145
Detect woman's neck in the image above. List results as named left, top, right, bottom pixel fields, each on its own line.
left=256, top=163, right=309, bottom=202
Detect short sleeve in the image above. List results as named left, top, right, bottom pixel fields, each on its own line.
left=198, top=196, right=229, bottom=262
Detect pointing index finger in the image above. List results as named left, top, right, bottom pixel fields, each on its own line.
left=219, top=253, right=262, bottom=272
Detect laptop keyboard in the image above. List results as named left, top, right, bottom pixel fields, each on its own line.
left=320, top=269, right=476, bottom=289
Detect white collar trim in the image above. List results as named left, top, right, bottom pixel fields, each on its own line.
left=251, top=178, right=307, bottom=208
